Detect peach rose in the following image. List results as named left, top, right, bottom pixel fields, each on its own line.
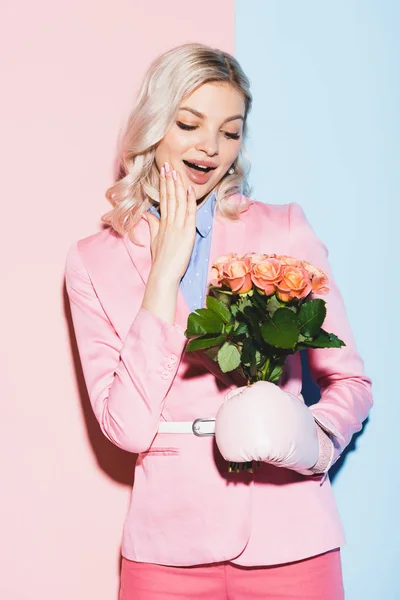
left=301, top=260, right=330, bottom=294
left=210, top=253, right=239, bottom=287
left=276, top=254, right=303, bottom=268
left=276, top=265, right=312, bottom=302
left=250, top=257, right=283, bottom=295
left=220, top=257, right=253, bottom=294
left=242, top=252, right=275, bottom=264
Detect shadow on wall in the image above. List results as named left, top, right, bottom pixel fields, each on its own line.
left=63, top=282, right=137, bottom=488
left=64, top=282, right=135, bottom=589
left=300, top=350, right=369, bottom=483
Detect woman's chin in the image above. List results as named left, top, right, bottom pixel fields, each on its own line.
left=190, top=180, right=221, bottom=203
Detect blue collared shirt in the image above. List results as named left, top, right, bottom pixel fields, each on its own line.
left=147, top=191, right=216, bottom=312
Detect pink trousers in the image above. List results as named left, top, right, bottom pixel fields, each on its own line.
left=119, top=548, right=344, bottom=599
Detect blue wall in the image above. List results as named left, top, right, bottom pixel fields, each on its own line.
left=235, top=1, right=398, bottom=597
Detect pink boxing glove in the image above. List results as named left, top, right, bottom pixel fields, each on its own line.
left=215, top=381, right=320, bottom=475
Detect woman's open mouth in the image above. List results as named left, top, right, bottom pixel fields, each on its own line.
left=182, top=160, right=216, bottom=185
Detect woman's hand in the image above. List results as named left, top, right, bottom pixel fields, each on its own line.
left=147, top=162, right=197, bottom=285
left=141, top=162, right=197, bottom=325
left=215, top=381, right=320, bottom=475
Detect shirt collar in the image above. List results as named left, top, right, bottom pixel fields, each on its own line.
left=148, top=190, right=216, bottom=238
left=196, top=190, right=216, bottom=238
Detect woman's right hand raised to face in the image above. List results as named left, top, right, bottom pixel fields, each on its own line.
left=141, top=162, right=197, bottom=325
left=146, top=162, right=197, bottom=284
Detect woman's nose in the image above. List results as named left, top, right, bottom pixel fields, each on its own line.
left=195, top=131, right=219, bottom=156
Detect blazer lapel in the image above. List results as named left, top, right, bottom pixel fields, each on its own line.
left=122, top=217, right=191, bottom=331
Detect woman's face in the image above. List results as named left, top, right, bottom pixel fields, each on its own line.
left=155, top=82, right=245, bottom=203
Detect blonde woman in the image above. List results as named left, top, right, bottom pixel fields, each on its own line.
left=65, top=43, right=372, bottom=599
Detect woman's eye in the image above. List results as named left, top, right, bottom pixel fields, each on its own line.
left=177, top=121, right=197, bottom=131
left=176, top=121, right=240, bottom=140
left=224, top=132, right=240, bottom=140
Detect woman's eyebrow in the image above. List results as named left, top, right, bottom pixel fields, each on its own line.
left=179, top=107, right=244, bottom=123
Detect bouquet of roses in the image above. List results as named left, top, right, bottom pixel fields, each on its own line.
left=184, top=252, right=345, bottom=472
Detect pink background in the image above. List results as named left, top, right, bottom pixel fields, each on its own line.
left=1, top=2, right=233, bottom=598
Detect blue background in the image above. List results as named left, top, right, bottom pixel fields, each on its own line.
left=235, top=1, right=399, bottom=597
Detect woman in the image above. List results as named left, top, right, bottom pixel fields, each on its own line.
left=65, top=43, right=372, bottom=599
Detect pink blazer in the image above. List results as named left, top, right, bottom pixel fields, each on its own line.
left=65, top=196, right=373, bottom=567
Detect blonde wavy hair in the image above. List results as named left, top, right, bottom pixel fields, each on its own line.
left=102, top=43, right=253, bottom=243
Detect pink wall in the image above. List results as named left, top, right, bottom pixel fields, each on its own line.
left=1, top=2, right=233, bottom=598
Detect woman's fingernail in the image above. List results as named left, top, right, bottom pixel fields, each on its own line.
left=172, top=170, right=177, bottom=180
left=188, top=185, right=192, bottom=194
left=164, top=162, right=170, bottom=173
left=160, top=166, right=165, bottom=177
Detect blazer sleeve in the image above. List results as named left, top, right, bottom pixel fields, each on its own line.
left=65, top=241, right=188, bottom=454
left=288, top=202, right=373, bottom=466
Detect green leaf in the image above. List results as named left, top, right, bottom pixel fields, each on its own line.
left=242, top=306, right=260, bottom=328
left=252, top=288, right=268, bottom=310
left=268, top=365, right=284, bottom=383
left=185, top=309, right=224, bottom=337
left=255, top=350, right=263, bottom=366
left=209, top=285, right=233, bottom=295
left=186, top=334, right=227, bottom=352
left=206, top=295, right=232, bottom=323
left=232, top=322, right=248, bottom=337
left=286, top=304, right=298, bottom=313
left=261, top=308, right=299, bottom=350
left=295, top=344, right=311, bottom=351
left=241, top=337, right=256, bottom=365
left=217, top=342, right=241, bottom=373
left=297, top=299, right=327, bottom=337
left=236, top=295, right=254, bottom=313
left=210, top=287, right=232, bottom=299
left=230, top=304, right=239, bottom=317
left=266, top=294, right=284, bottom=317
left=243, top=306, right=264, bottom=345
left=225, top=323, right=233, bottom=334
left=306, top=330, right=346, bottom=348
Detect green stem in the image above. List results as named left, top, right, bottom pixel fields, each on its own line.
left=261, top=357, right=270, bottom=381
left=228, top=460, right=261, bottom=474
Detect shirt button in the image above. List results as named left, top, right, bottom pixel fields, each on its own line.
left=161, top=371, right=170, bottom=380
left=168, top=354, right=177, bottom=364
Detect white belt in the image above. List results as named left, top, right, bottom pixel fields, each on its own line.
left=158, top=418, right=216, bottom=436
left=157, top=394, right=305, bottom=437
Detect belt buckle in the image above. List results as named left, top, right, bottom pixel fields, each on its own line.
left=192, top=417, right=215, bottom=437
